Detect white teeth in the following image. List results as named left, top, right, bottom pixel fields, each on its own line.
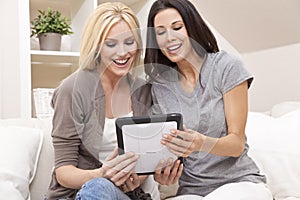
left=167, top=44, right=181, bottom=51
left=114, top=59, right=128, bottom=64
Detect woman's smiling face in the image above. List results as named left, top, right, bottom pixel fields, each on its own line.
left=100, top=20, right=138, bottom=77
left=154, top=8, right=192, bottom=63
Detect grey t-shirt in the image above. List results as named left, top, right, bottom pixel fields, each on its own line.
left=151, top=51, right=266, bottom=196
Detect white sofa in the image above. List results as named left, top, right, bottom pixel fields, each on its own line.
left=0, top=101, right=300, bottom=200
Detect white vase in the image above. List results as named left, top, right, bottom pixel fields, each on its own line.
left=38, top=33, right=62, bottom=51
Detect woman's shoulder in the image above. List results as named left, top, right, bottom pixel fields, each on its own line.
left=54, top=71, right=78, bottom=95
left=205, top=50, right=244, bottom=77
left=209, top=50, right=242, bottom=66
left=54, top=69, right=100, bottom=97
left=130, top=75, right=152, bottom=97
left=129, top=76, right=153, bottom=116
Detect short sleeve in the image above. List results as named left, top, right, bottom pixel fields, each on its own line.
left=219, top=52, right=253, bottom=94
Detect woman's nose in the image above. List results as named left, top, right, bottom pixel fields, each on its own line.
left=166, top=29, right=176, bottom=41
left=116, top=44, right=127, bottom=56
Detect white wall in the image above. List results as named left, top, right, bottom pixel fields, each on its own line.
left=0, top=32, right=3, bottom=117
left=0, top=0, right=31, bottom=119
left=0, top=1, right=19, bottom=119
left=135, top=0, right=241, bottom=58
left=243, top=43, right=300, bottom=112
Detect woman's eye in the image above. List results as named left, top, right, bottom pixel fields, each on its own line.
left=173, top=26, right=183, bottom=31
left=105, top=42, right=116, bottom=48
left=155, top=29, right=166, bottom=36
left=125, top=39, right=135, bottom=46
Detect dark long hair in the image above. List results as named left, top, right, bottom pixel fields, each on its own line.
left=144, top=0, right=219, bottom=80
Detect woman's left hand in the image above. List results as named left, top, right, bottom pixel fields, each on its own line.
left=161, top=126, right=205, bottom=157
left=154, top=158, right=183, bottom=185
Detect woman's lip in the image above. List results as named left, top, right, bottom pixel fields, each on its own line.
left=113, top=58, right=129, bottom=65
left=113, top=58, right=130, bottom=68
left=166, top=43, right=182, bottom=54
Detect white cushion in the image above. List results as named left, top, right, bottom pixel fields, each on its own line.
left=246, top=110, right=300, bottom=200
left=0, top=126, right=43, bottom=199
left=0, top=181, right=24, bottom=200
left=270, top=101, right=300, bottom=118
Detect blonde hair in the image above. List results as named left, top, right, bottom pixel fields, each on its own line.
left=79, top=2, right=142, bottom=70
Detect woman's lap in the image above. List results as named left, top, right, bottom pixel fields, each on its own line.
left=75, top=178, right=130, bottom=200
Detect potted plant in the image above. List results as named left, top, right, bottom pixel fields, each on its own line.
left=30, top=8, right=73, bottom=51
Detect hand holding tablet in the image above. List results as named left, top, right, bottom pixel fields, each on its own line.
left=115, top=113, right=183, bottom=175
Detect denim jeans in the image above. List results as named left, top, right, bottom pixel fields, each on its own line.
left=75, top=178, right=130, bottom=200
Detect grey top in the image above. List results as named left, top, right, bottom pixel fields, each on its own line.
left=47, top=68, right=152, bottom=199
left=151, top=51, right=266, bottom=196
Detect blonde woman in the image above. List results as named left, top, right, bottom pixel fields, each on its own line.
left=46, top=2, right=182, bottom=199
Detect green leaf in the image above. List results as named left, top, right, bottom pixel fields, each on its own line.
left=30, top=7, right=73, bottom=37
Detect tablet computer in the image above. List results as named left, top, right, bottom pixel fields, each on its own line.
left=115, top=113, right=183, bottom=175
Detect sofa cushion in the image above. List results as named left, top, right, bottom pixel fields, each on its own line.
left=0, top=126, right=43, bottom=200
left=0, top=118, right=54, bottom=199
left=270, top=101, right=300, bottom=118
left=247, top=110, right=300, bottom=200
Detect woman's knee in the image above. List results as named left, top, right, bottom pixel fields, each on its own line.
left=83, top=178, right=115, bottom=191
left=76, top=178, right=117, bottom=199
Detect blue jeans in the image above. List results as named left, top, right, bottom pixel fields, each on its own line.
left=75, top=178, right=130, bottom=200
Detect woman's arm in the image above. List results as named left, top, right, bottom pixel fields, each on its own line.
left=210, top=80, right=248, bottom=157
left=161, top=81, right=249, bottom=158
left=56, top=165, right=100, bottom=189
left=56, top=148, right=139, bottom=189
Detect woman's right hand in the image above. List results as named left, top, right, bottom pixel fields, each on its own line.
left=99, top=147, right=139, bottom=186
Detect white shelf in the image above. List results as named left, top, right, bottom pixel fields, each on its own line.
left=1, top=0, right=147, bottom=118
left=31, top=50, right=80, bottom=66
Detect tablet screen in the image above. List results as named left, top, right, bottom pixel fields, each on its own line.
left=115, top=113, right=182, bottom=174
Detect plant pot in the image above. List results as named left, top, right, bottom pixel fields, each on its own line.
left=38, top=33, right=62, bottom=51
